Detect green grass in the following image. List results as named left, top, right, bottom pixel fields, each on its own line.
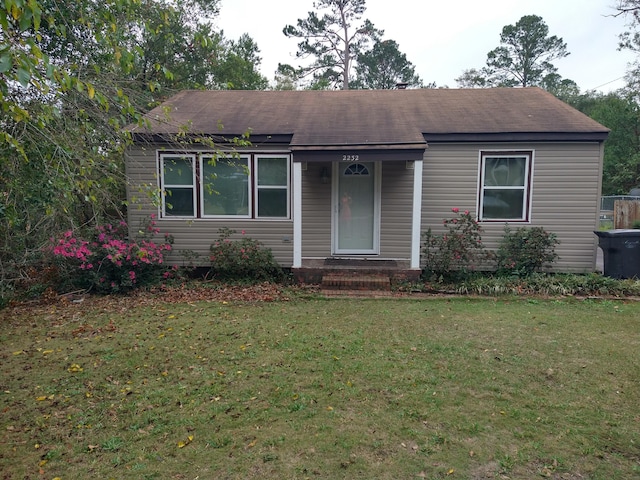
left=1, top=295, right=640, bottom=479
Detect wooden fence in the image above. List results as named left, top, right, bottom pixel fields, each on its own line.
left=614, top=200, right=640, bottom=229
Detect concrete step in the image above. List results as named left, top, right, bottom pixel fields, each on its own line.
left=321, top=272, right=391, bottom=291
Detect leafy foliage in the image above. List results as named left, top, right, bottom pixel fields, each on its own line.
left=570, top=90, right=640, bottom=194
left=353, top=39, right=423, bottom=89
left=209, top=228, right=283, bottom=282
left=495, top=225, right=559, bottom=276
left=456, top=15, right=573, bottom=90
left=215, top=34, right=270, bottom=90
left=49, top=216, right=174, bottom=293
left=453, top=272, right=640, bottom=297
left=617, top=0, right=640, bottom=90
left=422, top=208, right=487, bottom=279
left=0, top=0, right=268, bottom=303
left=281, top=0, right=382, bottom=89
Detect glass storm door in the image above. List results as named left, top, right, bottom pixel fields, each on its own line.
left=333, top=162, right=379, bottom=254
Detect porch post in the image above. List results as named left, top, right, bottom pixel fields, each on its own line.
left=411, top=159, right=423, bottom=269
left=293, top=161, right=302, bottom=268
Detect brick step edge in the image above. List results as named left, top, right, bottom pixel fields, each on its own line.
left=321, top=273, right=391, bottom=291
left=320, top=289, right=395, bottom=297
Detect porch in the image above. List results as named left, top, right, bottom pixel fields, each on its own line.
left=292, top=258, right=422, bottom=290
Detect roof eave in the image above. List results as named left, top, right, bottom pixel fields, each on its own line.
left=423, top=132, right=609, bottom=143
left=290, top=142, right=427, bottom=151
left=130, top=132, right=293, bottom=144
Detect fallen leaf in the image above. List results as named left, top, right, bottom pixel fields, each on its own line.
left=178, top=435, right=194, bottom=448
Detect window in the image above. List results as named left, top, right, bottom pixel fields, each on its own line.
left=256, top=155, right=289, bottom=218
left=479, top=151, right=533, bottom=221
left=202, top=156, right=250, bottom=217
left=161, top=154, right=196, bottom=217
left=344, top=163, right=370, bottom=176
left=159, top=152, right=290, bottom=219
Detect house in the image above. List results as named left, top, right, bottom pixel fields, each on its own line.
left=125, top=87, right=609, bottom=282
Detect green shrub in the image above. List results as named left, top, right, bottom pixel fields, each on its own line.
left=422, top=208, right=488, bottom=280
left=496, top=225, right=559, bottom=276
left=632, top=219, right=640, bottom=229
left=454, top=272, right=640, bottom=297
left=209, top=228, right=283, bottom=282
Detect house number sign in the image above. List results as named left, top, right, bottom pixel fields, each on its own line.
left=342, top=154, right=360, bottom=162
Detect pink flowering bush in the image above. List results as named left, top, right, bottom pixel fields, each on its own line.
left=209, top=228, right=282, bottom=282
left=422, top=208, right=488, bottom=279
left=50, top=216, right=174, bottom=293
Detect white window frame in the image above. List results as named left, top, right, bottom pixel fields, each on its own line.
left=200, top=154, right=251, bottom=218
left=157, top=152, right=292, bottom=220
left=159, top=153, right=197, bottom=218
left=255, top=154, right=291, bottom=219
left=478, top=150, right=534, bottom=222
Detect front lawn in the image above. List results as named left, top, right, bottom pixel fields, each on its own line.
left=1, top=292, right=639, bottom=479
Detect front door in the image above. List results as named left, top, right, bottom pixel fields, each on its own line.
left=333, top=162, right=380, bottom=255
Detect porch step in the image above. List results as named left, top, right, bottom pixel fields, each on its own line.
left=321, top=272, right=391, bottom=291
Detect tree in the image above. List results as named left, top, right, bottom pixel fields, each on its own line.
left=615, top=0, right=640, bottom=20
left=213, top=33, right=269, bottom=90
left=616, top=1, right=640, bottom=91
left=272, top=68, right=298, bottom=90
left=569, top=90, right=640, bottom=194
left=455, top=68, right=493, bottom=88
left=0, top=0, right=267, bottom=301
left=456, top=15, right=571, bottom=89
left=539, top=73, right=580, bottom=103
left=352, top=39, right=423, bottom=89
left=281, top=0, right=382, bottom=89
left=591, top=92, right=640, bottom=194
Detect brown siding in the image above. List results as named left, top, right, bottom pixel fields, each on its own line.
left=422, top=142, right=603, bottom=273
left=125, top=145, right=294, bottom=266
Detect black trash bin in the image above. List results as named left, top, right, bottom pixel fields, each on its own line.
left=594, top=229, right=640, bottom=279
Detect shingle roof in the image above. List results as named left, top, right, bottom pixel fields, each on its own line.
left=131, top=87, right=609, bottom=147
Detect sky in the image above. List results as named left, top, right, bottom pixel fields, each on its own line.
left=216, top=0, right=637, bottom=92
